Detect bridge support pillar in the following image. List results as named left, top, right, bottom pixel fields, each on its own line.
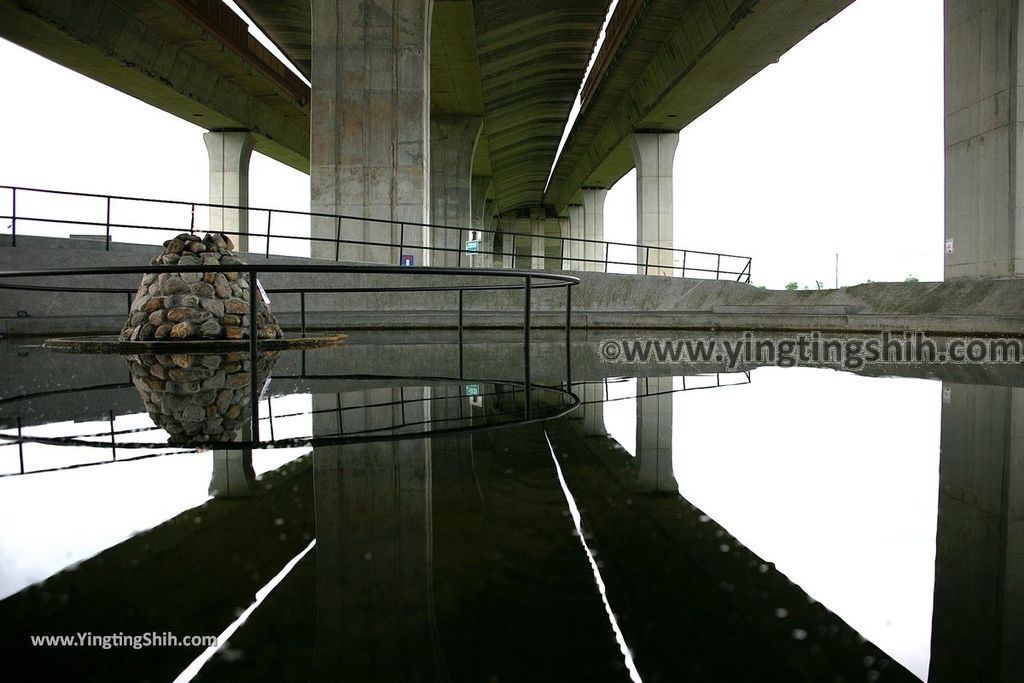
left=309, top=0, right=432, bottom=265
left=431, top=116, right=482, bottom=267
left=580, top=188, right=607, bottom=272
left=471, top=176, right=493, bottom=268
left=945, top=0, right=1024, bottom=277
left=635, top=376, right=676, bottom=493
left=632, top=132, right=678, bottom=276
left=204, top=130, right=253, bottom=253
left=567, top=204, right=584, bottom=270
left=531, top=217, right=548, bottom=270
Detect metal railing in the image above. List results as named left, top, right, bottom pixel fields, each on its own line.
left=0, top=263, right=578, bottom=448
left=0, top=185, right=752, bottom=282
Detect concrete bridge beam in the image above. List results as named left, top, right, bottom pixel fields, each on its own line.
left=632, top=132, right=678, bottom=277
left=204, top=130, right=254, bottom=253
left=945, top=0, right=1024, bottom=277
left=309, top=0, right=433, bottom=265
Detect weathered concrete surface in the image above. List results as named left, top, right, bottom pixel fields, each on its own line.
left=632, top=132, right=678, bottom=276
left=0, top=0, right=310, bottom=172
left=546, top=0, right=854, bottom=211
left=204, top=130, right=254, bottom=251
left=7, top=237, right=1024, bottom=335
left=580, top=188, right=607, bottom=272
left=945, top=0, right=1024, bottom=278
left=309, top=0, right=431, bottom=265
left=430, top=115, right=483, bottom=266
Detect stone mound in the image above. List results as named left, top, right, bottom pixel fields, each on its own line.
left=119, top=232, right=283, bottom=342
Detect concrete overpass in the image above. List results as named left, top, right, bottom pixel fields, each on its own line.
left=1, top=0, right=1020, bottom=282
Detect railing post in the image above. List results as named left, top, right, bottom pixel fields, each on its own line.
left=300, top=291, right=307, bottom=337
left=644, top=246, right=651, bottom=275
left=16, top=416, right=24, bottom=474
left=681, top=250, right=687, bottom=279
left=189, top=203, right=195, bottom=235
left=265, top=211, right=272, bottom=258
left=399, top=222, right=405, bottom=262
left=105, top=196, right=112, bottom=251
left=108, top=410, right=117, bottom=461
left=248, top=267, right=261, bottom=442
left=10, top=187, right=16, bottom=247
left=559, top=236, right=566, bottom=270
left=457, top=288, right=464, bottom=337
left=604, top=243, right=610, bottom=273
left=457, top=228, right=463, bottom=268
left=335, top=216, right=342, bottom=262
left=716, top=253, right=722, bottom=279
left=511, top=233, right=518, bottom=267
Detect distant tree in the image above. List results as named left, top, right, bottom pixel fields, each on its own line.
left=785, top=281, right=799, bottom=291
left=904, top=275, right=919, bottom=283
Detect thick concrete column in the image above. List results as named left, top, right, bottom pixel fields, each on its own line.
left=635, top=376, right=676, bottom=493
left=556, top=216, right=571, bottom=269
left=930, top=383, right=1024, bottom=682
left=208, top=447, right=256, bottom=498
left=945, top=1, right=1024, bottom=277
left=567, top=204, right=584, bottom=270
left=632, top=132, right=678, bottom=276
left=310, top=0, right=432, bottom=265
left=531, top=217, right=547, bottom=270
left=580, top=188, right=607, bottom=272
left=430, top=115, right=482, bottom=267
left=204, top=130, right=253, bottom=253
left=471, top=176, right=493, bottom=268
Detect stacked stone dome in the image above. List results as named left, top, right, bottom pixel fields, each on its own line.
left=119, top=232, right=283, bottom=342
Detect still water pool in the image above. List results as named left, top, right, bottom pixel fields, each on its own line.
left=0, top=333, right=1016, bottom=682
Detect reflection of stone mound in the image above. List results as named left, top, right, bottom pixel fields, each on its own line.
left=126, top=350, right=278, bottom=444
left=120, top=232, right=284, bottom=342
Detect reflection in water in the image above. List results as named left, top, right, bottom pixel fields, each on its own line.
left=126, top=351, right=278, bottom=444
left=2, top=338, right=1023, bottom=681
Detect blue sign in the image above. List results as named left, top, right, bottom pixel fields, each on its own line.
left=465, top=240, right=480, bottom=253
left=400, top=254, right=415, bottom=266
left=465, top=384, right=480, bottom=397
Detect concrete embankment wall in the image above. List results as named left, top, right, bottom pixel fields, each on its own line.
left=3, top=236, right=1024, bottom=335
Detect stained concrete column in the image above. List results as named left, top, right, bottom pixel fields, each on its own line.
left=471, top=176, right=493, bottom=268
left=208, top=447, right=256, bottom=498
left=478, top=196, right=496, bottom=268
left=635, top=376, right=676, bottom=493
left=204, top=130, right=253, bottom=253
left=930, top=383, right=1024, bottom=682
left=567, top=204, right=584, bottom=271
left=581, top=188, right=607, bottom=272
left=945, top=1, right=1024, bottom=277
left=531, top=217, right=547, bottom=270
left=632, top=132, right=678, bottom=276
left=430, top=115, right=482, bottom=267
left=310, top=0, right=432, bottom=265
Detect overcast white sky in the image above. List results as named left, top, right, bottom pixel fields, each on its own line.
left=0, top=0, right=942, bottom=288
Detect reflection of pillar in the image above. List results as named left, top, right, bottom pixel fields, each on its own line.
left=312, top=389, right=441, bottom=679
left=309, top=0, right=431, bottom=264
left=430, top=116, right=483, bottom=267
left=204, top=130, right=253, bottom=252
left=581, top=188, right=607, bottom=272
left=632, top=132, right=678, bottom=276
left=567, top=204, right=584, bottom=270
left=635, top=376, right=676, bottom=493
left=209, top=448, right=256, bottom=498
left=930, top=383, right=1024, bottom=682
left=580, top=383, right=606, bottom=436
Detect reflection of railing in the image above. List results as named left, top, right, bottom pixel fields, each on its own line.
left=0, top=263, right=578, bottom=448
left=574, top=372, right=752, bottom=404
left=0, top=185, right=752, bottom=281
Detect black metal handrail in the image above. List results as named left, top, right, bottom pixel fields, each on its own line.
left=0, top=185, right=752, bottom=281
left=0, top=263, right=578, bottom=446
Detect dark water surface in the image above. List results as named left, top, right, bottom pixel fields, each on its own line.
left=0, top=332, right=1019, bottom=682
